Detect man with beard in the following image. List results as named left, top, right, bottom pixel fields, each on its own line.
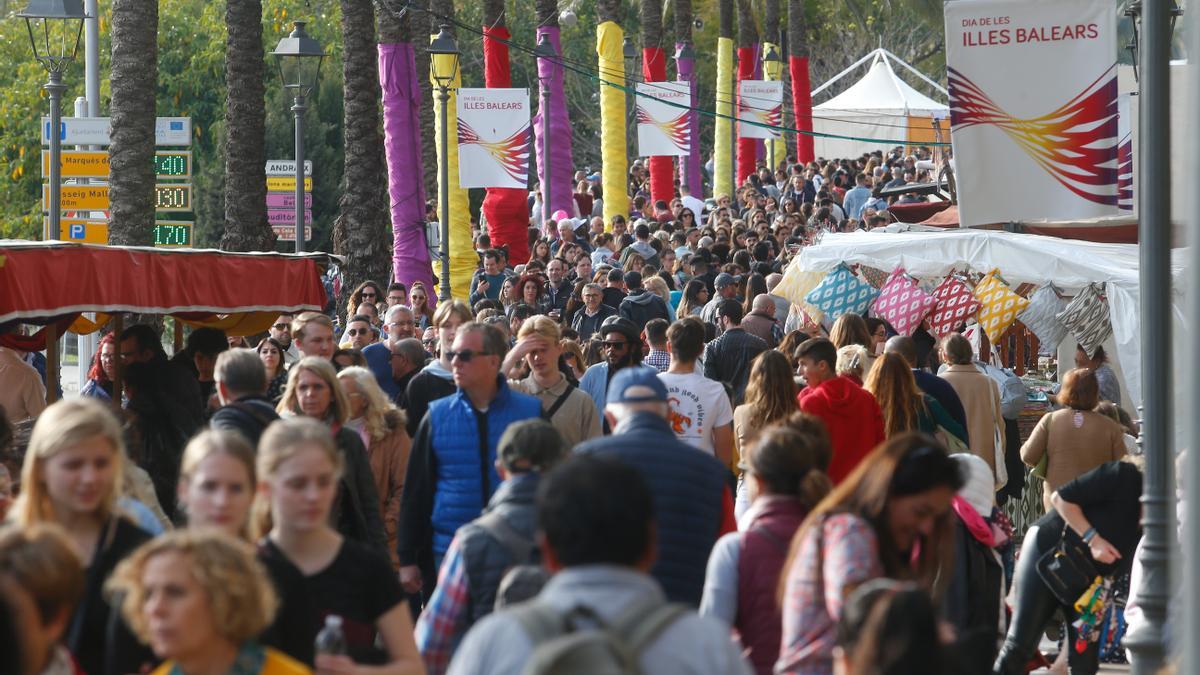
left=578, top=316, right=657, bottom=433
left=269, top=313, right=299, bottom=367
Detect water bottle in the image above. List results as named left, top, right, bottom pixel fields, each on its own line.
left=315, top=614, right=346, bottom=656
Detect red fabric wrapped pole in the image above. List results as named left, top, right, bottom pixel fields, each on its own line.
left=642, top=47, right=673, bottom=208
left=736, top=46, right=758, bottom=187
left=790, top=55, right=815, bottom=164
left=481, top=26, right=531, bottom=265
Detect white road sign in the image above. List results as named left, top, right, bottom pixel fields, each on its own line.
left=41, top=117, right=192, bottom=146
left=265, top=160, right=313, bottom=176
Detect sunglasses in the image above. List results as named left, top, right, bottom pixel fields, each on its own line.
left=272, top=323, right=290, bottom=331
left=602, top=340, right=629, bottom=349
left=360, top=292, right=377, bottom=298
left=447, top=349, right=492, bottom=362
left=346, top=328, right=371, bottom=336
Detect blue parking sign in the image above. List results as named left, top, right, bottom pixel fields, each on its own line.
left=70, top=224, right=85, bottom=239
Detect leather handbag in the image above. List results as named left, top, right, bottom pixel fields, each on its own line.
left=1036, top=525, right=1099, bottom=606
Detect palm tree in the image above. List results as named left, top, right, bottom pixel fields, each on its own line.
left=736, top=0, right=759, bottom=185
left=108, top=0, right=156, bottom=246
left=220, top=0, right=273, bottom=252
left=333, top=0, right=392, bottom=312
left=788, top=0, right=813, bottom=164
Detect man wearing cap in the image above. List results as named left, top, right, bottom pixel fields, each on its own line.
left=578, top=316, right=658, bottom=427
left=415, top=419, right=569, bottom=673
left=575, top=367, right=737, bottom=606
left=701, top=273, right=742, bottom=330
left=618, top=271, right=672, bottom=332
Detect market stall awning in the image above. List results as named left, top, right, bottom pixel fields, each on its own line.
left=0, top=241, right=333, bottom=340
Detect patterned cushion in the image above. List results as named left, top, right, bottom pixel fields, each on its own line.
left=775, top=268, right=828, bottom=322
left=858, top=265, right=889, bottom=289
left=1056, top=283, right=1112, bottom=358
left=973, top=270, right=1030, bottom=343
left=870, top=268, right=938, bottom=336
left=928, top=276, right=982, bottom=338
left=804, top=265, right=879, bottom=319
left=1018, top=284, right=1069, bottom=353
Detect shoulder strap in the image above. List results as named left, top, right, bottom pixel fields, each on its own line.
left=609, top=597, right=689, bottom=670
left=476, top=511, right=536, bottom=564
left=544, top=382, right=578, bottom=420
left=511, top=601, right=569, bottom=646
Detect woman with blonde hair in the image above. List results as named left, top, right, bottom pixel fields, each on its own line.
left=409, top=281, right=435, bottom=330
left=835, top=344, right=870, bottom=385
left=177, top=429, right=257, bottom=539
left=276, top=357, right=387, bottom=555
left=10, top=398, right=153, bottom=675
left=253, top=418, right=423, bottom=671
left=559, top=339, right=588, bottom=381
left=643, top=275, right=678, bottom=322
left=863, top=353, right=966, bottom=444
left=337, top=367, right=411, bottom=569
left=106, top=530, right=307, bottom=674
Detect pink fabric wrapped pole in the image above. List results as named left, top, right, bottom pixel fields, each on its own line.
left=674, top=43, right=703, bottom=195
left=379, top=43, right=433, bottom=294
left=533, top=27, right=576, bottom=219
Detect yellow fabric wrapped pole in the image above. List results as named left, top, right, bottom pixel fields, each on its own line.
left=597, top=22, right=629, bottom=227
left=714, top=36, right=735, bottom=199
left=430, top=39, right=473, bottom=302
left=762, top=41, right=787, bottom=171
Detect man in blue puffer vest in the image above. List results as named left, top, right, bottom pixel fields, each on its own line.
left=398, top=322, right=543, bottom=599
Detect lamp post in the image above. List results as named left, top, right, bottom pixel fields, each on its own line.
left=1124, top=0, right=1183, bottom=83
left=20, top=0, right=87, bottom=242
left=272, top=21, right=325, bottom=254
left=429, top=25, right=460, bottom=303
left=622, top=35, right=638, bottom=173
left=762, top=44, right=783, bottom=174
left=535, top=34, right=555, bottom=236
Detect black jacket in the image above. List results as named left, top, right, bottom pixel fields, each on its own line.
left=703, top=327, right=768, bottom=405
left=544, top=279, right=573, bottom=314
left=570, top=304, right=617, bottom=342
left=618, top=289, right=671, bottom=331
left=332, top=426, right=389, bottom=556
left=209, top=395, right=280, bottom=447
left=70, top=517, right=153, bottom=675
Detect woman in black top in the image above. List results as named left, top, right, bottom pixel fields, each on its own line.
left=993, top=459, right=1143, bottom=675
left=254, top=418, right=423, bottom=671
left=9, top=399, right=154, bottom=675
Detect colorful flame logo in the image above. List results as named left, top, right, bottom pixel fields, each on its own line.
left=1117, top=135, right=1132, bottom=211
left=737, top=101, right=783, bottom=137
left=456, top=119, right=531, bottom=184
left=636, top=106, right=690, bottom=151
left=948, top=66, right=1119, bottom=206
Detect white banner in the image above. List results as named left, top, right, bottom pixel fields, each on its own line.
left=945, top=0, right=1118, bottom=227
left=737, top=80, right=784, bottom=140
left=456, top=88, right=531, bottom=189
left=635, top=81, right=691, bottom=157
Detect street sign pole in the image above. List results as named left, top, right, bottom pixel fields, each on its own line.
left=293, top=93, right=306, bottom=254
left=46, top=70, right=66, bottom=241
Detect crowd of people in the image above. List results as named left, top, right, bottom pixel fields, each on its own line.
left=0, top=148, right=1157, bottom=675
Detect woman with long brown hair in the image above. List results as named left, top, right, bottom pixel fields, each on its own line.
left=775, top=433, right=965, bottom=674
left=829, top=314, right=876, bottom=376
left=345, top=280, right=384, bottom=321
left=732, top=351, right=801, bottom=517
left=408, top=281, right=436, bottom=330
left=863, top=353, right=966, bottom=444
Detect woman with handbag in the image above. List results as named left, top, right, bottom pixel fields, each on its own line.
left=993, top=458, right=1143, bottom=675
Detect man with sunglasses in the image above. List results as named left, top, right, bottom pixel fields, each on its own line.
left=398, top=322, right=542, bottom=600
left=578, top=316, right=657, bottom=428
left=269, top=313, right=299, bottom=367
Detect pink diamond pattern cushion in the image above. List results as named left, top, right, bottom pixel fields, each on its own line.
left=973, top=270, right=1030, bottom=343
left=1055, top=283, right=1112, bottom=358
left=1018, top=283, right=1069, bottom=352
left=871, top=268, right=938, bottom=336
left=928, top=276, right=982, bottom=338
left=804, top=265, right=879, bottom=319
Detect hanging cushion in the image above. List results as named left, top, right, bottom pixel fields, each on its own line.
left=804, top=265, right=879, bottom=319
left=973, top=270, right=1030, bottom=343
left=871, top=268, right=938, bottom=336
left=1018, top=284, right=1070, bottom=353
left=1056, top=283, right=1112, bottom=358
left=928, top=276, right=982, bottom=338
left=775, top=268, right=828, bottom=323
left=857, top=265, right=889, bottom=289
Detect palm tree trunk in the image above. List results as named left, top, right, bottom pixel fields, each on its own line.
left=788, top=0, right=814, bottom=163
left=735, top=0, right=759, bottom=187
left=334, top=0, right=392, bottom=317
left=108, top=0, right=157, bottom=246
left=220, top=0, right=272, bottom=251
left=418, top=0, right=438, bottom=202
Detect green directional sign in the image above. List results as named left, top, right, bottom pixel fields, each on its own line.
left=153, top=151, right=192, bottom=178
left=153, top=220, right=192, bottom=247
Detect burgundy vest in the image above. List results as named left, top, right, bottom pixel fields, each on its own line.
left=736, top=496, right=809, bottom=675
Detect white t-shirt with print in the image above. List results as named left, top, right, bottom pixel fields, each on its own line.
left=657, top=371, right=734, bottom=455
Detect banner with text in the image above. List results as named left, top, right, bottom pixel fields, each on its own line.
left=456, top=88, right=531, bottom=189
left=737, top=80, right=784, bottom=140
left=635, top=81, right=692, bottom=157
left=945, top=0, right=1118, bottom=226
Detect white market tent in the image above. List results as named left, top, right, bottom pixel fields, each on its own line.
left=811, top=48, right=950, bottom=159
left=775, top=228, right=1190, bottom=411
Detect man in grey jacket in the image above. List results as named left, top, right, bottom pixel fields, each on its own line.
left=447, top=453, right=750, bottom=675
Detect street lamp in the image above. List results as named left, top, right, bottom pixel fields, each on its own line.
left=272, top=21, right=325, bottom=253
left=762, top=44, right=783, bottom=173
left=19, top=0, right=87, bottom=241
left=429, top=25, right=460, bottom=303
left=534, top=34, right=556, bottom=236
left=1124, top=0, right=1182, bottom=83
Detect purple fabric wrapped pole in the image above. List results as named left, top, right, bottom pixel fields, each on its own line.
left=534, top=27, right=576, bottom=219
left=379, top=43, right=433, bottom=293
left=675, top=43, right=703, bottom=196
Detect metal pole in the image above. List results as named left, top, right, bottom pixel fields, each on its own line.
left=74, top=95, right=95, bottom=393
left=47, top=70, right=66, bottom=241
left=1125, top=0, right=1174, bottom=671
left=438, top=85, right=451, bottom=302
left=1186, top=0, right=1200, bottom=669
left=293, top=93, right=306, bottom=253
left=84, top=0, right=100, bottom=118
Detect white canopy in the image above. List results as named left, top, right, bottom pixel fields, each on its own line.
left=811, top=49, right=950, bottom=158
left=777, top=228, right=1190, bottom=410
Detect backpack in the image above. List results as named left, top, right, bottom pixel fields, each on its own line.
left=511, top=596, right=688, bottom=675
left=475, top=511, right=546, bottom=610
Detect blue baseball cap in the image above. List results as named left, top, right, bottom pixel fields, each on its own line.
left=606, top=368, right=668, bottom=406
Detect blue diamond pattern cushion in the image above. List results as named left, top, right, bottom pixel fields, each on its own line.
left=804, top=265, right=880, bottom=319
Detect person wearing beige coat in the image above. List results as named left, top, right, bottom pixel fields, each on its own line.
left=938, top=335, right=1006, bottom=487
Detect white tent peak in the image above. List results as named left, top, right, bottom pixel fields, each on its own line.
left=813, top=48, right=949, bottom=118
